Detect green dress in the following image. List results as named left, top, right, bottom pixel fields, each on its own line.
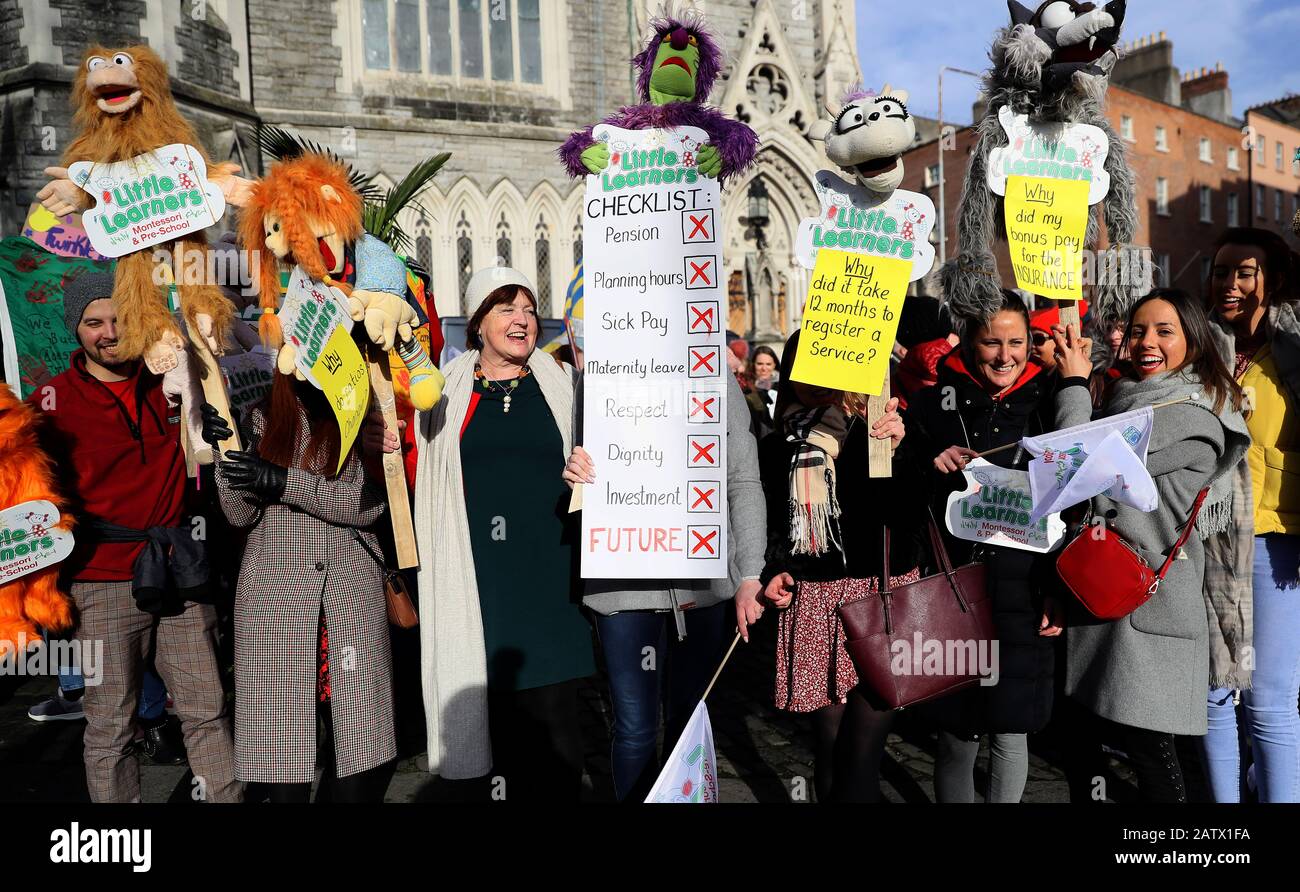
left=460, top=371, right=596, bottom=692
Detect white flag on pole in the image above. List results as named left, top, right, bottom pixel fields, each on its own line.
left=645, top=701, right=719, bottom=803
left=1021, top=406, right=1158, bottom=525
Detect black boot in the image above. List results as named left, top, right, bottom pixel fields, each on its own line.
left=137, top=715, right=188, bottom=766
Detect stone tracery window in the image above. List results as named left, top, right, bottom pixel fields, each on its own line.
left=495, top=211, right=512, bottom=266
left=535, top=216, right=552, bottom=317
left=456, top=209, right=474, bottom=312
left=746, top=63, right=789, bottom=117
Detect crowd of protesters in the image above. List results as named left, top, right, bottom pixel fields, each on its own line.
left=12, top=224, right=1300, bottom=804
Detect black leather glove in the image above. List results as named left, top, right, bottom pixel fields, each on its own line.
left=222, top=451, right=288, bottom=502
left=200, top=403, right=234, bottom=448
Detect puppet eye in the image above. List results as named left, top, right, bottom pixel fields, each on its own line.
left=272, top=222, right=280, bottom=232
left=1037, top=1, right=1076, bottom=29
left=688, top=35, right=698, bottom=46
left=87, top=57, right=107, bottom=71
left=836, top=109, right=865, bottom=134
left=112, top=52, right=133, bottom=66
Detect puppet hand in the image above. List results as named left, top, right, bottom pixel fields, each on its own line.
left=143, top=333, right=185, bottom=375
left=580, top=143, right=610, bottom=174
left=346, top=294, right=366, bottom=323
left=194, top=313, right=223, bottom=355
left=276, top=344, right=309, bottom=382
left=354, top=289, right=417, bottom=352
left=37, top=167, right=82, bottom=217
left=696, top=145, right=722, bottom=178
left=215, top=171, right=255, bottom=209
left=277, top=343, right=299, bottom=375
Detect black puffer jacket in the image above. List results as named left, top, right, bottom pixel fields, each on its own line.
left=908, top=349, right=1059, bottom=735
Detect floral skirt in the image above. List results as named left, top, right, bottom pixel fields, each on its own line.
left=775, top=570, right=920, bottom=713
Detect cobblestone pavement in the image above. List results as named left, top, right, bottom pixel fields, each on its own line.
left=1, top=616, right=1206, bottom=803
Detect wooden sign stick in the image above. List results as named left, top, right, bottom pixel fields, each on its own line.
left=367, top=345, right=419, bottom=569
left=186, top=324, right=241, bottom=455
left=972, top=395, right=1194, bottom=460
left=156, top=260, right=241, bottom=457
left=1058, top=301, right=1081, bottom=334
left=867, top=368, right=893, bottom=478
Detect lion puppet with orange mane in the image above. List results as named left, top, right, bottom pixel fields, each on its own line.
left=37, top=45, right=251, bottom=373
left=240, top=150, right=444, bottom=409
left=0, top=385, right=74, bottom=660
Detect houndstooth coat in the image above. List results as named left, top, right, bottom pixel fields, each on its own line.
left=215, top=404, right=396, bottom=783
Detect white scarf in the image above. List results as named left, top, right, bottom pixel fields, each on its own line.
left=412, top=347, right=575, bottom=779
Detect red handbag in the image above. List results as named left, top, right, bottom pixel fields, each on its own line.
left=839, top=510, right=996, bottom=710
left=1055, top=487, right=1209, bottom=621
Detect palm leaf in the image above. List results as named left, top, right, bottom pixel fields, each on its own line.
left=363, top=152, right=451, bottom=252
left=254, top=124, right=383, bottom=203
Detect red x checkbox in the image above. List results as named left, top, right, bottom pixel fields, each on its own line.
left=688, top=481, right=720, bottom=513
left=688, top=394, right=718, bottom=422
left=687, top=301, right=719, bottom=334
left=682, top=208, right=715, bottom=243
left=688, top=347, right=719, bottom=378
left=688, top=525, right=720, bottom=558
left=688, top=435, right=720, bottom=468
left=684, top=255, right=716, bottom=290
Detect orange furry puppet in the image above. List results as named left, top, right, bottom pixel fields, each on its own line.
left=0, top=385, right=74, bottom=659
left=37, top=45, right=246, bottom=372
left=237, top=152, right=363, bottom=354
left=237, top=151, right=442, bottom=409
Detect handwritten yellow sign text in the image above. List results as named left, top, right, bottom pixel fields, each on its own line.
left=1004, top=175, right=1090, bottom=301
left=791, top=249, right=910, bottom=395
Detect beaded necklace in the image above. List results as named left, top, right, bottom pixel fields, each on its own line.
left=474, top=362, right=531, bottom=414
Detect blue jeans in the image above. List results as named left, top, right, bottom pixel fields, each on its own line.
left=595, top=602, right=728, bottom=802
left=1200, top=534, right=1300, bottom=802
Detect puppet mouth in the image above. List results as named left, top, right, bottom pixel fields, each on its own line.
left=94, top=86, right=142, bottom=113
left=1054, top=40, right=1112, bottom=65
left=659, top=56, right=692, bottom=74
left=317, top=236, right=337, bottom=271
left=855, top=156, right=899, bottom=177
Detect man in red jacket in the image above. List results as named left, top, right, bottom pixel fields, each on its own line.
left=36, top=271, right=240, bottom=803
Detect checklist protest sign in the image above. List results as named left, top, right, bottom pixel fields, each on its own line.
left=580, top=125, right=727, bottom=579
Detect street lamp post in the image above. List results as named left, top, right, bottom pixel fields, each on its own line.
left=937, top=65, right=982, bottom=267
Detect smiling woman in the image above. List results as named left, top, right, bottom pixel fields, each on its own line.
left=412, top=266, right=593, bottom=800
left=1050, top=287, right=1250, bottom=803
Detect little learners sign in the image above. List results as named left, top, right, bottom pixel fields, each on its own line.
left=0, top=500, right=74, bottom=585
left=69, top=144, right=225, bottom=258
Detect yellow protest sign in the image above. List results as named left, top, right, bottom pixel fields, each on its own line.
left=1005, top=175, right=1090, bottom=300
left=311, top=326, right=370, bottom=474
left=792, top=249, right=910, bottom=396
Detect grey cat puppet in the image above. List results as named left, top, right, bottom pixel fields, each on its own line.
left=944, top=0, right=1150, bottom=331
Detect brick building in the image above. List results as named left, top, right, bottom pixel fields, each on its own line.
left=1244, top=95, right=1300, bottom=251
left=900, top=32, right=1298, bottom=301
left=1, top=0, right=861, bottom=336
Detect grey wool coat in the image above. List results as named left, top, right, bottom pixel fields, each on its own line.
left=1056, top=374, right=1249, bottom=736
left=215, top=404, right=397, bottom=782
left=580, top=373, right=766, bottom=637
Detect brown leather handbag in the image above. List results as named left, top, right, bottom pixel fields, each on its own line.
left=352, top=529, right=418, bottom=628
left=383, top=572, right=419, bottom=629
left=838, top=510, right=995, bottom=710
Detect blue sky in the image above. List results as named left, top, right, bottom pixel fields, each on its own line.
left=854, top=0, right=1300, bottom=124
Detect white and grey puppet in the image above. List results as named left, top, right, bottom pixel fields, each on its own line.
left=943, top=0, right=1151, bottom=332
left=810, top=86, right=917, bottom=196
left=798, top=86, right=936, bottom=282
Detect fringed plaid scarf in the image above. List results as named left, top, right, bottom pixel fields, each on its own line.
left=782, top=402, right=850, bottom=557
